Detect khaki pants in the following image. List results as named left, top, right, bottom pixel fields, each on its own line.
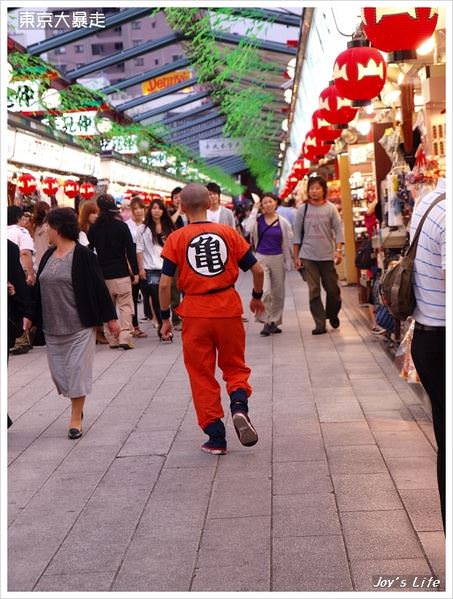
left=104, top=276, right=134, bottom=346
left=256, top=253, right=286, bottom=326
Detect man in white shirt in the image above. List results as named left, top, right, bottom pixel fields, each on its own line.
left=7, top=206, right=35, bottom=285
left=410, top=178, right=446, bottom=531
left=206, top=182, right=235, bottom=228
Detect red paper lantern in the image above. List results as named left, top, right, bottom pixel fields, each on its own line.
left=41, top=176, right=59, bottom=196
left=79, top=182, right=96, bottom=200
left=311, top=110, right=342, bottom=144
left=17, top=173, right=37, bottom=195
left=362, top=7, right=438, bottom=62
left=303, top=131, right=331, bottom=162
left=292, top=159, right=310, bottom=177
left=63, top=179, right=79, bottom=199
left=318, top=84, right=358, bottom=128
left=332, top=41, right=387, bottom=107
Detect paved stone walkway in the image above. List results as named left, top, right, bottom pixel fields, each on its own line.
left=7, top=272, right=445, bottom=592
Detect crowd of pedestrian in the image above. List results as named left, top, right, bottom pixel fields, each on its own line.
left=7, top=175, right=446, bottom=534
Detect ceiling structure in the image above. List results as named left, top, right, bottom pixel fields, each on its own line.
left=21, top=7, right=303, bottom=189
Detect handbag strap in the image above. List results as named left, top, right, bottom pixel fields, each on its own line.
left=256, top=216, right=279, bottom=251
left=406, top=193, right=445, bottom=259
left=300, top=203, right=308, bottom=246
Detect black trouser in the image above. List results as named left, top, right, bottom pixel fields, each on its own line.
left=132, top=281, right=140, bottom=328
left=148, top=284, right=161, bottom=328
left=303, top=259, right=342, bottom=329
left=411, top=325, right=446, bottom=532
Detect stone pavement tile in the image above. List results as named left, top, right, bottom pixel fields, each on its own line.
left=273, top=461, right=333, bottom=495
left=366, top=416, right=418, bottom=433
left=163, top=438, right=221, bottom=470
left=196, top=516, right=270, bottom=570
left=273, top=416, right=319, bottom=437
left=332, top=473, right=402, bottom=512
left=208, top=473, right=271, bottom=519
left=363, top=407, right=414, bottom=425
left=215, top=449, right=271, bottom=477
left=273, top=493, right=341, bottom=537
left=151, top=466, right=213, bottom=502
left=112, top=536, right=200, bottom=592
left=309, top=374, right=351, bottom=388
left=356, top=395, right=407, bottom=411
left=8, top=472, right=104, bottom=591
left=136, top=408, right=186, bottom=432
left=321, top=422, right=375, bottom=446
left=373, top=430, right=435, bottom=459
left=417, top=532, right=446, bottom=577
left=385, top=456, right=437, bottom=490
left=117, top=430, right=176, bottom=457
left=326, top=445, right=387, bottom=475
left=341, top=510, right=424, bottom=561
left=399, top=489, right=443, bottom=532
left=273, top=431, right=325, bottom=463
left=417, top=422, right=437, bottom=448
left=43, top=456, right=164, bottom=576
left=317, top=401, right=365, bottom=423
left=33, top=571, right=116, bottom=592
left=349, top=558, right=433, bottom=591
left=313, top=387, right=356, bottom=401
left=191, top=562, right=269, bottom=592
left=272, top=535, right=352, bottom=591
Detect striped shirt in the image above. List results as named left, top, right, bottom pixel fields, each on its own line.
left=409, top=179, right=446, bottom=326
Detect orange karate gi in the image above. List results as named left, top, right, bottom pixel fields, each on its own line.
left=161, top=222, right=254, bottom=430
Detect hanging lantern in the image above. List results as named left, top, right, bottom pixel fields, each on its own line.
left=292, top=159, right=310, bottom=177
left=17, top=173, right=37, bottom=195
left=303, top=131, right=332, bottom=161
left=332, top=40, right=387, bottom=107
left=123, top=190, right=133, bottom=202
left=79, top=182, right=96, bottom=200
left=361, top=7, right=438, bottom=62
left=311, top=110, right=343, bottom=144
left=63, top=179, right=79, bottom=199
left=318, top=84, right=358, bottom=129
left=41, top=176, right=59, bottom=196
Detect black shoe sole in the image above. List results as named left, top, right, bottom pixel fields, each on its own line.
left=232, top=413, right=258, bottom=447
left=68, top=428, right=82, bottom=439
left=312, top=329, right=327, bottom=335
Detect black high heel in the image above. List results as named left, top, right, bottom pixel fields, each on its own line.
left=68, top=411, right=83, bottom=439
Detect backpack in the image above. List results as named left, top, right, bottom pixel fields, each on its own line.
left=380, top=194, right=445, bottom=321
left=354, top=238, right=375, bottom=269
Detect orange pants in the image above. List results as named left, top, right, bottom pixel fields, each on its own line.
left=181, top=317, right=252, bottom=430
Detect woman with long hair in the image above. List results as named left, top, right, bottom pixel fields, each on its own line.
left=125, top=196, right=148, bottom=338
left=88, top=195, right=139, bottom=350
left=31, top=201, right=51, bottom=267
left=78, top=201, right=99, bottom=247
left=137, top=198, right=175, bottom=338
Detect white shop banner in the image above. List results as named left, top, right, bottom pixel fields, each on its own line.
left=199, top=138, right=242, bottom=158
left=44, top=110, right=99, bottom=136
left=7, top=80, right=44, bottom=112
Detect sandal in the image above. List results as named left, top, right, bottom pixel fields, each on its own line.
left=134, top=328, right=148, bottom=338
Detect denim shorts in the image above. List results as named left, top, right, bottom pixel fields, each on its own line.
left=145, top=269, right=161, bottom=285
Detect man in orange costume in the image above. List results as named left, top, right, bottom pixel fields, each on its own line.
left=159, top=183, right=265, bottom=455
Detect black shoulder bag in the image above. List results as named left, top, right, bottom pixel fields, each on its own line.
left=297, top=203, right=308, bottom=280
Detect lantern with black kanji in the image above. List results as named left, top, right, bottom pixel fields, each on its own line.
left=41, top=176, right=59, bottom=197
left=63, top=179, right=79, bottom=199
left=361, top=7, right=438, bottom=62
left=332, top=40, right=387, bottom=107
left=79, top=182, right=96, bottom=200
left=319, top=84, right=358, bottom=129
left=17, top=173, right=37, bottom=196
left=292, top=159, right=310, bottom=178
left=303, top=131, right=331, bottom=162
left=311, top=110, right=343, bottom=144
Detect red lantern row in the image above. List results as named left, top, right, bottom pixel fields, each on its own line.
left=16, top=174, right=96, bottom=199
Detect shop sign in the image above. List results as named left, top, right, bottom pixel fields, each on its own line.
left=142, top=70, right=192, bottom=95
left=7, top=80, right=44, bottom=112
left=45, top=110, right=99, bottom=136
left=8, top=129, right=16, bottom=159
left=12, top=130, right=63, bottom=170
left=62, top=145, right=99, bottom=175
left=101, top=135, right=138, bottom=154
left=199, top=138, right=243, bottom=158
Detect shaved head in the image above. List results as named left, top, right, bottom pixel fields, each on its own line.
left=180, top=183, right=210, bottom=214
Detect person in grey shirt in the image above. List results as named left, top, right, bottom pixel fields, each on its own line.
left=293, top=176, right=344, bottom=335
